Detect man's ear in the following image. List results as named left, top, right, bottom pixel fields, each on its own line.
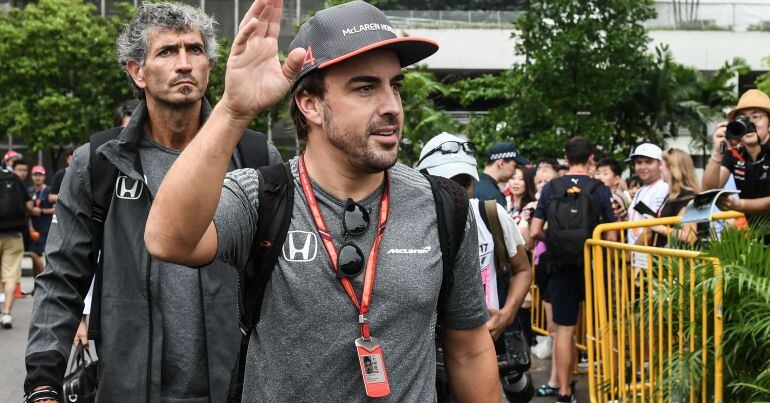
left=126, top=60, right=146, bottom=90
left=296, top=91, right=323, bottom=127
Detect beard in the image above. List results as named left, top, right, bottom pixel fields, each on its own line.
left=322, top=103, right=400, bottom=174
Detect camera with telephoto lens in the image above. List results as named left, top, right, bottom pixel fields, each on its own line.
left=497, top=331, right=534, bottom=402
left=435, top=331, right=534, bottom=402
left=726, top=116, right=757, bottom=141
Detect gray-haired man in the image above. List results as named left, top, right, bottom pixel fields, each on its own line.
left=24, top=3, right=280, bottom=402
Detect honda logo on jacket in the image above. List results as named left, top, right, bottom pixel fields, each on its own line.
left=283, top=231, right=318, bottom=262
left=115, top=175, right=144, bottom=200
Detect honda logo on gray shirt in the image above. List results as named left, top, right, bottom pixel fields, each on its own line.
left=283, top=231, right=318, bottom=262
left=115, top=176, right=143, bottom=200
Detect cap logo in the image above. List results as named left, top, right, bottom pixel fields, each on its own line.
left=303, top=46, right=316, bottom=67
left=342, top=23, right=396, bottom=37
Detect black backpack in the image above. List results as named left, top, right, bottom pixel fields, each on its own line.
left=226, top=167, right=469, bottom=403
left=85, top=127, right=270, bottom=342
left=0, top=169, right=27, bottom=231
left=544, top=177, right=601, bottom=268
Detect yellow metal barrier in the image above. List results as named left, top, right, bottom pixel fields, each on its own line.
left=583, top=211, right=742, bottom=403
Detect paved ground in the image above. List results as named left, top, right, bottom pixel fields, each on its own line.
left=0, top=276, right=34, bottom=402
left=2, top=275, right=587, bottom=402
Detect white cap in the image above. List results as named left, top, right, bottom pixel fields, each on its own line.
left=416, top=132, right=479, bottom=181
left=626, top=143, right=663, bottom=162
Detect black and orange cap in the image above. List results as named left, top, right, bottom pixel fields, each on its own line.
left=289, top=1, right=438, bottom=89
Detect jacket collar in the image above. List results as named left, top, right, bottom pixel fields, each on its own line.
left=97, top=98, right=212, bottom=181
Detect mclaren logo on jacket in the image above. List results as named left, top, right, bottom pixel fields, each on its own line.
left=386, top=246, right=431, bottom=254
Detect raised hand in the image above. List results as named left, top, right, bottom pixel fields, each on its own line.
left=221, top=0, right=307, bottom=122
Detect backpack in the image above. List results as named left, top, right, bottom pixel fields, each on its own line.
left=225, top=167, right=469, bottom=402
left=544, top=177, right=600, bottom=268
left=0, top=169, right=27, bottom=231
left=85, top=127, right=270, bottom=342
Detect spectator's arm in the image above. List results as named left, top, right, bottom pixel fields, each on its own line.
left=48, top=193, right=58, bottom=204
left=703, top=122, right=730, bottom=191
left=487, top=245, right=531, bottom=341
left=719, top=195, right=770, bottom=215
left=530, top=217, right=545, bottom=242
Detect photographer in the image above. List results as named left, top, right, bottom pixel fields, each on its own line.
left=703, top=89, right=770, bottom=221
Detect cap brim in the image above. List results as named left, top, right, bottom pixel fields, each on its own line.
left=625, top=153, right=661, bottom=162
left=424, top=162, right=479, bottom=182
left=727, top=106, right=770, bottom=121
left=318, top=36, right=439, bottom=70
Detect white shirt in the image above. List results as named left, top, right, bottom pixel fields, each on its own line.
left=627, top=178, right=669, bottom=246
left=470, top=198, right=526, bottom=309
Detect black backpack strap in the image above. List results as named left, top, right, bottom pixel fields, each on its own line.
left=228, top=162, right=294, bottom=403
left=235, top=130, right=270, bottom=169
left=85, top=127, right=122, bottom=341
left=550, top=177, right=567, bottom=196
left=420, top=171, right=469, bottom=323
left=581, top=178, right=600, bottom=195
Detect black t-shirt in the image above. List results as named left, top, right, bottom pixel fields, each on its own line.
left=29, top=185, right=53, bottom=233
left=534, top=175, right=616, bottom=225
left=0, top=172, right=31, bottom=236
left=721, top=143, right=770, bottom=200
left=50, top=168, right=66, bottom=195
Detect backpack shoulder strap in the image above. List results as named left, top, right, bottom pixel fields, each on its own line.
left=236, top=130, right=270, bottom=169
left=550, top=177, right=567, bottom=196
left=483, top=200, right=510, bottom=277
left=85, top=126, right=122, bottom=342
left=581, top=178, right=600, bottom=195
left=420, top=171, right=468, bottom=322
left=228, top=162, right=294, bottom=403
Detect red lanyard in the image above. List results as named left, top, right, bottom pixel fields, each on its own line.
left=297, top=155, right=390, bottom=339
left=32, top=185, right=46, bottom=207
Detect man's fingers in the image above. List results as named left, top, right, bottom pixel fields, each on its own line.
left=254, top=6, right=272, bottom=38
left=233, top=18, right=259, bottom=51
left=239, top=0, right=266, bottom=31
left=267, top=0, right=283, bottom=38
left=282, top=47, right=307, bottom=83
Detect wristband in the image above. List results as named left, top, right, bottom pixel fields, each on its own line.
left=709, top=154, right=723, bottom=164
left=25, top=387, right=59, bottom=403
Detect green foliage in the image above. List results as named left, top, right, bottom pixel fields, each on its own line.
left=452, top=0, right=659, bottom=160
left=399, top=70, right=461, bottom=166
left=0, top=0, right=133, bottom=154
left=656, top=224, right=770, bottom=401
left=756, top=57, right=770, bottom=96
left=323, top=0, right=525, bottom=10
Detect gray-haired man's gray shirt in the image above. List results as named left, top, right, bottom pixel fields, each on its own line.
left=214, top=157, right=488, bottom=402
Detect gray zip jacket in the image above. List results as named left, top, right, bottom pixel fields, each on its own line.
left=25, top=100, right=281, bottom=402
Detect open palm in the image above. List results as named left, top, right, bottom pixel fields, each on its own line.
left=223, top=0, right=306, bottom=120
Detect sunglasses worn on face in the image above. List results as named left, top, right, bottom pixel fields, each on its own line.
left=337, top=198, right=371, bottom=279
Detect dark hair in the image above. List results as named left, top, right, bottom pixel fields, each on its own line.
left=536, top=157, right=559, bottom=171
left=512, top=167, right=536, bottom=207
left=564, top=137, right=593, bottom=166
left=114, top=99, right=140, bottom=127
left=593, top=148, right=607, bottom=163
left=627, top=175, right=642, bottom=188
left=597, top=158, right=623, bottom=177
left=12, top=159, right=28, bottom=168
left=290, top=70, right=327, bottom=142
left=450, top=174, right=474, bottom=190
